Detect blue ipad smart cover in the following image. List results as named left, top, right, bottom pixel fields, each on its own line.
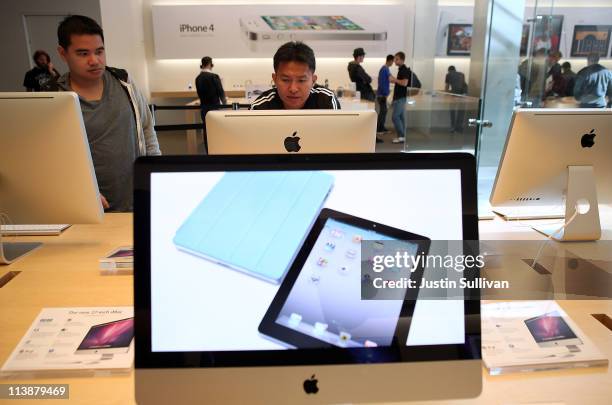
left=174, top=171, right=334, bottom=283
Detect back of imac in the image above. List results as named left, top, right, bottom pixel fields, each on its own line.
left=490, top=109, right=612, bottom=217
left=490, top=108, right=611, bottom=240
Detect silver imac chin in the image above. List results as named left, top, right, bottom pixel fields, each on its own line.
left=136, top=361, right=481, bottom=404
left=206, top=110, right=376, bottom=154
left=0, top=92, right=103, bottom=263
left=489, top=108, right=612, bottom=240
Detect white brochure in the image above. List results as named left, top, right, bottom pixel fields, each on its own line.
left=1, top=307, right=133, bottom=374
left=482, top=301, right=608, bottom=375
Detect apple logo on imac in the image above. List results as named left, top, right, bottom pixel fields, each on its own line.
left=581, top=129, right=596, bottom=148
left=284, top=131, right=301, bottom=152
left=303, top=374, right=319, bottom=394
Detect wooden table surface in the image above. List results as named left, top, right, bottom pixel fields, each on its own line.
left=0, top=213, right=610, bottom=404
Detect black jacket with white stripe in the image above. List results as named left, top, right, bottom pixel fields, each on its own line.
left=250, top=85, right=341, bottom=110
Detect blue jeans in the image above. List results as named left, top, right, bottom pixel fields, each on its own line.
left=392, top=97, right=406, bottom=138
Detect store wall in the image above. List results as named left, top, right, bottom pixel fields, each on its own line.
left=99, top=0, right=149, bottom=95
left=101, top=0, right=468, bottom=96
left=104, top=0, right=612, bottom=97
left=140, top=0, right=417, bottom=96
left=5, top=0, right=610, bottom=96
left=0, top=0, right=101, bottom=92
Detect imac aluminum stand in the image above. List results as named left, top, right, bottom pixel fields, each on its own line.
left=533, top=166, right=601, bottom=241
left=0, top=233, right=42, bottom=264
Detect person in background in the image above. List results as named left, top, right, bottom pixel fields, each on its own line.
left=23, top=50, right=61, bottom=91
left=376, top=54, right=407, bottom=142
left=518, top=48, right=547, bottom=107
left=250, top=41, right=340, bottom=110
left=574, top=52, right=612, bottom=108
left=545, top=51, right=564, bottom=97
left=518, top=58, right=528, bottom=94
left=347, top=47, right=375, bottom=101
left=391, top=51, right=419, bottom=144
left=195, top=56, right=226, bottom=151
left=560, top=62, right=576, bottom=97
left=546, top=51, right=562, bottom=78
left=444, top=65, right=468, bottom=133
left=514, top=74, right=523, bottom=106
left=44, top=15, right=160, bottom=211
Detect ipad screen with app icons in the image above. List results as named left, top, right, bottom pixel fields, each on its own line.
left=258, top=209, right=430, bottom=349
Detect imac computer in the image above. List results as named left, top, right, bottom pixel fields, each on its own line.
left=134, top=153, right=481, bottom=404
left=0, top=92, right=103, bottom=264
left=490, top=108, right=611, bottom=241
left=206, top=110, right=376, bottom=154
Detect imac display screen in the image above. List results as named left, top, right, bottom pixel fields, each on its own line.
left=149, top=168, right=468, bottom=357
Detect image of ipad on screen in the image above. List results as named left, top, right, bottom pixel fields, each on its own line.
left=75, top=317, right=134, bottom=355
left=524, top=311, right=583, bottom=348
left=239, top=15, right=387, bottom=41
left=259, top=208, right=430, bottom=349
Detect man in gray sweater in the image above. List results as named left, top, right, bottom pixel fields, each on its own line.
left=574, top=52, right=612, bottom=108
left=46, top=15, right=161, bottom=211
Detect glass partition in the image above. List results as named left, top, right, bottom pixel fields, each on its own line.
left=476, top=0, right=612, bottom=215
left=519, top=0, right=612, bottom=110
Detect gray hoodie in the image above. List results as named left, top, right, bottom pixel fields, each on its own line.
left=49, top=66, right=161, bottom=156
left=45, top=67, right=160, bottom=211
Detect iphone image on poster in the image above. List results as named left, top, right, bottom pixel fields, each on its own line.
left=239, top=15, right=387, bottom=42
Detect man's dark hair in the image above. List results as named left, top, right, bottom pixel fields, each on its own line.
left=58, top=15, right=104, bottom=49
left=386, top=54, right=394, bottom=63
left=395, top=51, right=406, bottom=62
left=561, top=61, right=571, bottom=70
left=448, top=65, right=456, bottom=72
left=200, top=56, right=213, bottom=69
left=549, top=50, right=562, bottom=59
left=587, top=52, right=600, bottom=65
left=32, top=50, right=50, bottom=63
left=273, top=41, right=316, bottom=73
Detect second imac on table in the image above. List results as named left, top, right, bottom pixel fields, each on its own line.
left=206, top=110, right=377, bottom=154
left=0, top=92, right=103, bottom=264
left=490, top=108, right=611, bottom=241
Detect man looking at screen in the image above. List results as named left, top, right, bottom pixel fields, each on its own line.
left=45, top=15, right=161, bottom=211
left=250, top=41, right=340, bottom=110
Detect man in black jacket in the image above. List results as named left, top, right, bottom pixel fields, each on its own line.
left=196, top=56, right=226, bottom=110
left=391, top=52, right=420, bottom=144
left=347, top=48, right=375, bottom=101
left=250, top=41, right=339, bottom=110
left=195, top=56, right=227, bottom=150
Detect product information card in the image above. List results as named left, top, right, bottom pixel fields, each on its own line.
left=1, top=307, right=134, bottom=374
left=482, top=301, right=607, bottom=375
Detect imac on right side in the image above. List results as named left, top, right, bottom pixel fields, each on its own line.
left=490, top=108, right=611, bottom=241
left=0, top=92, right=104, bottom=264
